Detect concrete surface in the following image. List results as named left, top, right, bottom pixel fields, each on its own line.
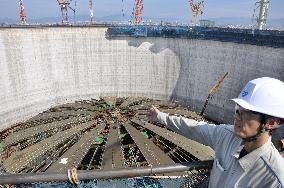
left=0, top=27, right=283, bottom=130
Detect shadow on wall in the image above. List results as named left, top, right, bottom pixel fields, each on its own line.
left=108, top=36, right=284, bottom=124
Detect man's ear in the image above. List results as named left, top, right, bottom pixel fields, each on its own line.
left=266, top=118, right=281, bottom=129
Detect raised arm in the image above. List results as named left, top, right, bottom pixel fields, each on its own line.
left=148, top=105, right=227, bottom=150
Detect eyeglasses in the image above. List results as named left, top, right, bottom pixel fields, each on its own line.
left=235, top=105, right=260, bottom=120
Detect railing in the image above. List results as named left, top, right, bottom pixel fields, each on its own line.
left=106, top=25, right=284, bottom=48
left=0, top=160, right=213, bottom=185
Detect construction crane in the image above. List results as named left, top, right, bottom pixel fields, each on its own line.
left=257, top=0, right=269, bottom=30
left=19, top=0, right=27, bottom=24
left=56, top=0, right=76, bottom=24
left=89, top=0, right=94, bottom=24
left=188, top=0, right=204, bottom=25
left=252, top=0, right=269, bottom=30
left=133, top=0, right=144, bottom=25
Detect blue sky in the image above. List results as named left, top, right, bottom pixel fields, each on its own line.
left=0, top=0, right=283, bottom=21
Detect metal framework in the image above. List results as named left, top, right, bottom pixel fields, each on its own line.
left=133, top=0, right=144, bottom=25
left=56, top=0, right=75, bottom=24
left=188, top=0, right=205, bottom=25
left=19, top=0, right=27, bottom=24
left=89, top=0, right=94, bottom=24
left=257, top=0, right=269, bottom=30
left=0, top=97, right=216, bottom=186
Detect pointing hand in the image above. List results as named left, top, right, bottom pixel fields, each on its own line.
left=148, top=105, right=160, bottom=122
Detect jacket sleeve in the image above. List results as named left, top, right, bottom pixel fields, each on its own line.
left=156, top=111, right=224, bottom=150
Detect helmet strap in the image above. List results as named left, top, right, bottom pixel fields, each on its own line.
left=242, top=114, right=269, bottom=142
left=242, top=125, right=268, bottom=142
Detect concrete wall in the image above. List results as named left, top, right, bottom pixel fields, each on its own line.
left=0, top=27, right=283, bottom=130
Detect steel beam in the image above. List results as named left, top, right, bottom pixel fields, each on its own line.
left=101, top=96, right=117, bottom=107
left=123, top=123, right=175, bottom=166
left=131, top=119, right=214, bottom=160
left=4, top=116, right=92, bottom=146
left=46, top=128, right=102, bottom=173
left=120, top=97, right=146, bottom=108
left=101, top=124, right=124, bottom=170
left=3, top=120, right=96, bottom=173
left=129, top=100, right=177, bottom=111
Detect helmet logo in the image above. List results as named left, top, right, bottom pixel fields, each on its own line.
left=242, top=91, right=249, bottom=97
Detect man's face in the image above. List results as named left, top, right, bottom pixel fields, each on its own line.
left=234, top=105, right=263, bottom=138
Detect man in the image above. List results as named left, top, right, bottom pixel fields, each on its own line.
left=148, top=77, right=284, bottom=188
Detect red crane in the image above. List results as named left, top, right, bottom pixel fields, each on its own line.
left=188, top=0, right=204, bottom=25
left=89, top=0, right=94, bottom=24
left=19, top=0, right=27, bottom=24
left=133, top=0, right=144, bottom=24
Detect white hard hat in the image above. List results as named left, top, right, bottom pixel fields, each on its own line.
left=232, top=77, right=284, bottom=119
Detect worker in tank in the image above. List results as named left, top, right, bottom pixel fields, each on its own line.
left=148, top=77, right=284, bottom=188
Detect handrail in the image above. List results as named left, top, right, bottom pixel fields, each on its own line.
left=0, top=160, right=213, bottom=185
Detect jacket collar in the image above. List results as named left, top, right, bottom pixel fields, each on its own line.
left=232, top=137, right=271, bottom=171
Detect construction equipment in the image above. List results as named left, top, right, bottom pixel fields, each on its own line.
left=200, top=72, right=228, bottom=116
left=89, top=0, right=94, bottom=24
left=56, top=0, right=76, bottom=24
left=133, top=0, right=144, bottom=25
left=252, top=0, right=269, bottom=30
left=257, top=0, right=269, bottom=30
left=19, top=0, right=27, bottom=24
left=188, top=0, right=205, bottom=25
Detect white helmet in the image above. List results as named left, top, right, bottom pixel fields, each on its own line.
left=232, top=77, right=284, bottom=119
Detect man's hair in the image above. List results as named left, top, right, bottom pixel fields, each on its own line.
left=247, top=109, right=282, bottom=135
left=260, top=114, right=283, bottom=135
left=249, top=111, right=271, bottom=125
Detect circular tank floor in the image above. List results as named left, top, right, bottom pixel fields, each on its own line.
left=0, top=96, right=214, bottom=175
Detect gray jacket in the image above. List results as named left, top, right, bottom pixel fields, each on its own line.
left=157, top=111, right=284, bottom=188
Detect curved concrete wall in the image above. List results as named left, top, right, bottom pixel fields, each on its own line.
left=0, top=27, right=283, bottom=130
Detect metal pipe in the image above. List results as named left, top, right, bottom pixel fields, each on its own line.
left=0, top=160, right=213, bottom=185
left=258, top=0, right=269, bottom=30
